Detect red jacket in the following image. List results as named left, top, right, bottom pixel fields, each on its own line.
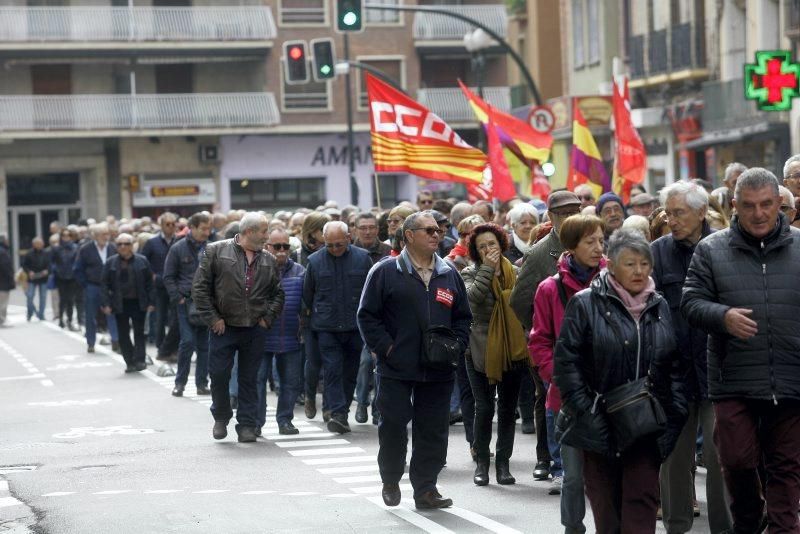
left=528, top=254, right=605, bottom=412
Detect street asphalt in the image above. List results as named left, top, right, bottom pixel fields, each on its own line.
left=0, top=293, right=713, bottom=533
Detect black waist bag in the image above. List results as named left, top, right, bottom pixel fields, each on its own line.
left=423, top=325, right=461, bottom=371
left=603, top=376, right=666, bottom=452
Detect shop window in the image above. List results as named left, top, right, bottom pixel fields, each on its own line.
left=279, top=0, right=327, bottom=25
left=572, top=0, right=585, bottom=69
left=231, top=178, right=325, bottom=210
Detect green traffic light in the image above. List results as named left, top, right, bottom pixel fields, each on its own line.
left=342, top=11, right=358, bottom=26
left=320, top=65, right=332, bottom=75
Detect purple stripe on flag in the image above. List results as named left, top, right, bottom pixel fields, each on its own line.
left=570, top=148, right=611, bottom=191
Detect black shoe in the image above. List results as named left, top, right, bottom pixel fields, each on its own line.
left=473, top=459, right=489, bottom=486
left=533, top=460, right=550, bottom=481
left=237, top=426, right=257, bottom=443
left=230, top=396, right=238, bottom=410
left=355, top=403, right=368, bottom=424
left=124, top=364, right=137, bottom=373
left=135, top=361, right=147, bottom=372
left=322, top=410, right=331, bottom=423
left=521, top=419, right=536, bottom=434
left=496, top=458, right=516, bottom=485
left=304, top=397, right=316, bottom=419
left=111, top=341, right=121, bottom=354
left=254, top=426, right=262, bottom=437
left=213, top=421, right=227, bottom=440
left=87, top=345, right=95, bottom=354
left=172, top=385, right=184, bottom=397
left=279, top=422, right=300, bottom=435
left=327, top=415, right=351, bottom=434
left=414, top=490, right=452, bottom=509
left=382, top=483, right=401, bottom=507
left=196, top=386, right=211, bottom=395
left=449, top=410, right=463, bottom=425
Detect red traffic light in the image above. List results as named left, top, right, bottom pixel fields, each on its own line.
left=289, top=46, right=304, bottom=61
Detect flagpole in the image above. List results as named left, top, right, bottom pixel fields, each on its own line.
left=374, top=172, right=382, bottom=212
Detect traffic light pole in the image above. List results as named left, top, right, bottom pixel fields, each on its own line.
left=343, top=32, right=359, bottom=206
left=364, top=2, right=542, bottom=105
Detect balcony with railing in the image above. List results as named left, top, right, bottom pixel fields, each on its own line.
left=417, top=86, right=510, bottom=123
left=413, top=5, right=507, bottom=46
left=0, top=93, right=280, bottom=138
left=0, top=6, right=277, bottom=53
left=628, top=22, right=707, bottom=87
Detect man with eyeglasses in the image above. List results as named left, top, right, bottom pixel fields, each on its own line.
left=141, top=212, right=179, bottom=362
left=358, top=210, right=472, bottom=509
left=779, top=185, right=798, bottom=225
left=574, top=184, right=596, bottom=210
left=417, top=189, right=435, bottom=210
left=510, top=190, right=583, bottom=483
left=302, top=221, right=373, bottom=435
left=259, top=229, right=306, bottom=435
left=100, top=233, right=155, bottom=373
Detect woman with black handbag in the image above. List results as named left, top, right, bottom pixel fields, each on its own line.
left=553, top=228, right=687, bottom=534
left=460, top=223, right=530, bottom=487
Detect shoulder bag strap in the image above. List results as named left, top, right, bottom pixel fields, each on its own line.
left=555, top=274, right=568, bottom=309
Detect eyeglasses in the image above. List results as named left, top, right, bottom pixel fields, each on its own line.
left=784, top=173, right=800, bottom=182
left=578, top=195, right=594, bottom=201
left=412, top=226, right=444, bottom=236
left=780, top=205, right=793, bottom=213
left=269, top=243, right=291, bottom=250
left=325, top=242, right=348, bottom=249
left=117, top=242, right=133, bottom=247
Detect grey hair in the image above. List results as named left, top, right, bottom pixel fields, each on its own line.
left=239, top=211, right=267, bottom=234
left=322, top=220, right=349, bottom=237
left=606, top=228, right=653, bottom=265
left=783, top=154, right=800, bottom=178
left=157, top=211, right=177, bottom=225
left=90, top=222, right=109, bottom=238
left=659, top=180, right=709, bottom=211
left=734, top=167, right=780, bottom=202
left=724, top=162, right=748, bottom=184
left=402, top=210, right=435, bottom=235
left=115, top=232, right=134, bottom=244
left=778, top=185, right=795, bottom=206
left=508, top=203, right=539, bottom=225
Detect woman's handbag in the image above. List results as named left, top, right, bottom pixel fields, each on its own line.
left=603, top=375, right=667, bottom=452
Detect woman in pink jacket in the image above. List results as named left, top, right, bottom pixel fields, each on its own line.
left=529, top=214, right=606, bottom=534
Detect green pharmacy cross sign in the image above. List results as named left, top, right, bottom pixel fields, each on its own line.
left=744, top=50, right=800, bottom=111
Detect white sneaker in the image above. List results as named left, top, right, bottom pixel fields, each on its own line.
left=548, top=475, right=563, bottom=495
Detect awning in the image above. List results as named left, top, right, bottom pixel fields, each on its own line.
left=684, top=121, right=782, bottom=149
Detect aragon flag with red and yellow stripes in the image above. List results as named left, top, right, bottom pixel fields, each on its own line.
left=367, top=74, right=486, bottom=184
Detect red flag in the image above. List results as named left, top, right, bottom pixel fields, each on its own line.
left=612, top=77, right=647, bottom=203
left=487, top=117, right=517, bottom=202
left=530, top=164, right=552, bottom=201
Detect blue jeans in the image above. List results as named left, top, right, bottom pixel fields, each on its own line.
left=303, top=330, right=327, bottom=411
left=175, top=302, right=209, bottom=388
left=450, top=380, right=461, bottom=413
left=258, top=349, right=303, bottom=427
left=317, top=330, right=362, bottom=417
left=561, top=443, right=587, bottom=532
left=229, top=354, right=238, bottom=397
left=84, top=283, right=118, bottom=347
left=26, top=283, right=47, bottom=320
left=208, top=324, right=265, bottom=428
left=355, top=345, right=374, bottom=406
left=545, top=408, right=563, bottom=477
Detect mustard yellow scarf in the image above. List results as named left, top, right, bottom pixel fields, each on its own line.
left=485, top=256, right=530, bottom=384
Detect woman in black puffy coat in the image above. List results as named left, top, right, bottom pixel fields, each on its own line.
left=553, top=228, right=687, bottom=534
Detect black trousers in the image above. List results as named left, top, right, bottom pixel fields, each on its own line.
left=115, top=299, right=146, bottom=367
left=531, top=368, right=552, bottom=462
left=376, top=376, right=453, bottom=498
left=56, top=278, right=78, bottom=324
left=465, top=356, right=525, bottom=461
left=457, top=352, right=475, bottom=444
left=154, top=284, right=179, bottom=355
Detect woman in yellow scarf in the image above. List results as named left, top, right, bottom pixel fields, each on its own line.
left=460, top=223, right=530, bottom=488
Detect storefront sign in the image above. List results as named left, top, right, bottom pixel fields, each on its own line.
left=744, top=50, right=800, bottom=111
left=133, top=178, right=216, bottom=207
left=547, top=95, right=613, bottom=134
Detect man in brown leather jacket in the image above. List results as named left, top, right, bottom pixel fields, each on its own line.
left=193, top=212, right=285, bottom=443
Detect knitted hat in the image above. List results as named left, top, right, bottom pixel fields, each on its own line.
left=596, top=192, right=625, bottom=215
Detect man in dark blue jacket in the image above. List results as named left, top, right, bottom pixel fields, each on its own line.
left=652, top=181, right=731, bottom=534
left=358, top=211, right=471, bottom=510
left=141, top=212, right=179, bottom=360
left=74, top=223, right=117, bottom=353
left=52, top=228, right=79, bottom=330
left=164, top=213, right=211, bottom=397
left=260, top=229, right=306, bottom=435
left=302, top=221, right=372, bottom=435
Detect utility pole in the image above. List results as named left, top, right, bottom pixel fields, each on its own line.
left=343, top=33, right=359, bottom=206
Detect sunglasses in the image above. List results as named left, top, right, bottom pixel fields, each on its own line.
left=413, top=226, right=444, bottom=236
left=117, top=242, right=133, bottom=246
left=269, top=243, right=291, bottom=250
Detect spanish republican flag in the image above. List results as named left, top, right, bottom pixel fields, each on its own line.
left=611, top=77, right=647, bottom=203
left=567, top=102, right=611, bottom=192
left=367, top=74, right=486, bottom=184
left=458, top=80, right=553, bottom=164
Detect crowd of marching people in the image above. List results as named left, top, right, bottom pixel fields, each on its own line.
left=3, top=155, right=800, bottom=531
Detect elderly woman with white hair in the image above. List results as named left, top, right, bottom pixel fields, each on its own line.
left=504, top=203, right=539, bottom=263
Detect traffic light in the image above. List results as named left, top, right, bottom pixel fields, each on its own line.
left=283, top=40, right=309, bottom=84
left=311, top=38, right=336, bottom=82
left=336, top=0, right=364, bottom=32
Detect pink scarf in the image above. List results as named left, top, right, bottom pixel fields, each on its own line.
left=607, top=273, right=656, bottom=321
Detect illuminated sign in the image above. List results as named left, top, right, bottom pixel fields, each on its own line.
left=151, top=186, right=200, bottom=197
left=744, top=50, right=800, bottom=111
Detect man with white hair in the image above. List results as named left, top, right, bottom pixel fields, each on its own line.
left=302, top=220, right=372, bottom=434
left=574, top=184, right=596, bottom=209
left=74, top=222, right=118, bottom=353
left=193, top=212, right=285, bottom=443
left=712, top=162, right=747, bottom=219
left=782, top=154, right=800, bottom=198
left=652, top=181, right=732, bottom=534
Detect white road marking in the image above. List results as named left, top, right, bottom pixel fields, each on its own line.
left=28, top=399, right=111, bottom=407
left=439, top=506, right=525, bottom=534
left=301, top=456, right=375, bottom=465
left=282, top=492, right=317, bottom=496
left=192, top=490, right=229, bottom=494
left=365, top=496, right=455, bottom=534
left=240, top=491, right=276, bottom=495
left=262, top=421, right=310, bottom=428
left=0, top=466, right=38, bottom=474
left=275, top=439, right=350, bottom=448
left=93, top=490, right=132, bottom=495
left=0, top=481, right=8, bottom=491
left=46, top=362, right=113, bottom=371
left=0, top=374, right=46, bottom=382
left=325, top=493, right=362, bottom=498
left=350, top=484, right=412, bottom=495
left=288, top=447, right=365, bottom=457
left=144, top=490, right=183, bottom=494
left=317, top=464, right=379, bottom=475
left=0, top=496, right=23, bottom=508
left=333, top=473, right=407, bottom=484
left=40, top=379, right=54, bottom=387
left=42, top=492, right=75, bottom=497
left=265, top=432, right=337, bottom=441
